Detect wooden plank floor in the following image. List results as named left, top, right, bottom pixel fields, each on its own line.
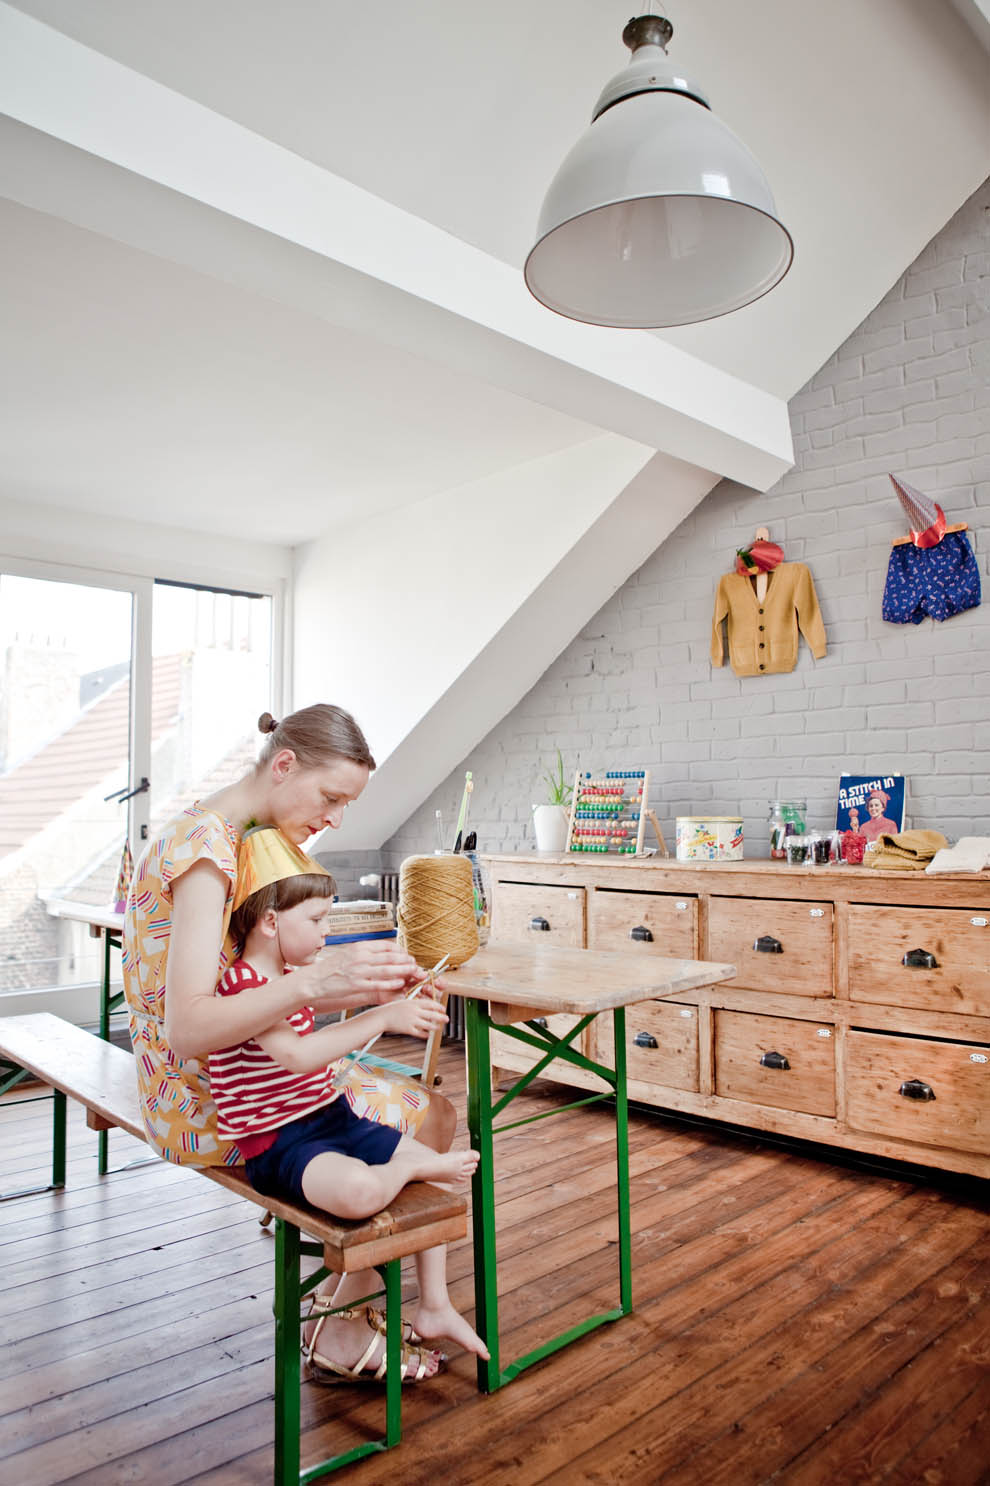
left=0, top=1038, right=988, bottom=1485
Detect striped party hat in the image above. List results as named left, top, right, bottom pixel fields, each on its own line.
left=889, top=474, right=946, bottom=549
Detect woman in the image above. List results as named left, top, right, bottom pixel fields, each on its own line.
left=123, top=703, right=456, bottom=1380
left=860, top=789, right=898, bottom=843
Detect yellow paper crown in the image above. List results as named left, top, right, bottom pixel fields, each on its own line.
left=233, top=826, right=333, bottom=911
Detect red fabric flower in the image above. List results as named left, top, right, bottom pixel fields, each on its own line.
left=735, top=540, right=784, bottom=577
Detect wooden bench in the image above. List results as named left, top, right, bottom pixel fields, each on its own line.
left=0, top=1012, right=467, bottom=1483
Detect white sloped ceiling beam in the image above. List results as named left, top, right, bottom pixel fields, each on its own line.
left=0, top=3, right=793, bottom=493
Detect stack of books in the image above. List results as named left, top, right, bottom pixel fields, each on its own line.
left=324, top=899, right=397, bottom=946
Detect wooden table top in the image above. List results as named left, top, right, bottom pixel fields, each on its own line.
left=449, top=942, right=736, bottom=1015
left=44, top=898, right=125, bottom=933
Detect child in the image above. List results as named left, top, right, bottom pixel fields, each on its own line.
left=209, top=826, right=487, bottom=1382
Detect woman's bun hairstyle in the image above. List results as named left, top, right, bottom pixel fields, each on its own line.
left=256, top=704, right=375, bottom=771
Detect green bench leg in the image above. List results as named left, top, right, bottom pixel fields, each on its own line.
left=274, top=1219, right=302, bottom=1486
left=98, top=929, right=114, bottom=1176
left=0, top=1060, right=66, bottom=1201
left=52, top=1089, right=66, bottom=1189
left=273, top=1221, right=403, bottom=1485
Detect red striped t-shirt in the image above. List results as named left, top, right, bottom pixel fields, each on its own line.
left=209, top=960, right=338, bottom=1158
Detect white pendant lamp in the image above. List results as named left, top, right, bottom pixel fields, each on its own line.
left=524, top=13, right=793, bottom=329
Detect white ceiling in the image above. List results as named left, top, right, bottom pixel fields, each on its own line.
left=1, top=0, right=988, bottom=542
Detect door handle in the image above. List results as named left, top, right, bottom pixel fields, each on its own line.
left=104, top=776, right=149, bottom=804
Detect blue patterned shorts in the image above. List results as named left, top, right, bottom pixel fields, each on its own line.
left=882, top=531, right=981, bottom=624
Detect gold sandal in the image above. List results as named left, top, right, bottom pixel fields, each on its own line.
left=365, top=1303, right=425, bottom=1347
left=302, top=1296, right=441, bottom=1385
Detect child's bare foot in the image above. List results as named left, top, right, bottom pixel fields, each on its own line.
left=416, top=1148, right=480, bottom=1186
left=414, top=1299, right=490, bottom=1360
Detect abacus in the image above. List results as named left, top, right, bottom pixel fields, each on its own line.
left=566, top=770, right=651, bottom=855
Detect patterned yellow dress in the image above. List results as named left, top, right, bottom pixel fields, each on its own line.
left=122, top=804, right=431, bottom=1166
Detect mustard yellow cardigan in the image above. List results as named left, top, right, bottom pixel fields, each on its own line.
left=711, top=562, right=827, bottom=677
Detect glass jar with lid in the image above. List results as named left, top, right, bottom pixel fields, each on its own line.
left=768, top=798, right=807, bottom=859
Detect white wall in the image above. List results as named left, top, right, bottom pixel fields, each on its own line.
left=384, top=178, right=990, bottom=864
left=294, top=433, right=728, bottom=848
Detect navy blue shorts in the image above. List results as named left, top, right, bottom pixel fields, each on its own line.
left=882, top=532, right=981, bottom=624
left=244, top=1099, right=403, bottom=1205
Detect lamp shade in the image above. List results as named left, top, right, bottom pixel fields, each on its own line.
left=524, top=20, right=793, bottom=328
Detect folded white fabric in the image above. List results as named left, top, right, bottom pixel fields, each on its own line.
left=925, top=837, right=990, bottom=873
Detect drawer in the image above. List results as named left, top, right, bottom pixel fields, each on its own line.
left=492, top=1014, right=587, bottom=1076
left=708, top=897, right=833, bottom=997
left=846, top=1030, right=990, bottom=1155
left=715, top=1010, right=836, bottom=1116
left=588, top=889, right=697, bottom=958
left=848, top=905, right=990, bottom=1017
left=593, top=1001, right=699, bottom=1092
left=491, top=882, right=585, bottom=946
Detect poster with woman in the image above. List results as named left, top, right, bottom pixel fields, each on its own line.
left=835, top=774, right=907, bottom=848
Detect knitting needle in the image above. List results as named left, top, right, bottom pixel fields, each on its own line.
left=331, top=953, right=451, bottom=1088
left=451, top=771, right=473, bottom=852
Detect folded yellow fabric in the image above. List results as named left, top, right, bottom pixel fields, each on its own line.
left=867, top=829, right=948, bottom=870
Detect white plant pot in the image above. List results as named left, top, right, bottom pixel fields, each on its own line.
left=532, top=803, right=570, bottom=853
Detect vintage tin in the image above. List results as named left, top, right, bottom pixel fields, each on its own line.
left=675, top=816, right=744, bottom=862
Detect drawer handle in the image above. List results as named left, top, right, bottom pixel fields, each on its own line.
left=633, top=1031, right=659, bottom=1049
left=899, top=1078, right=936, bottom=1101
left=529, top=916, right=550, bottom=932
left=629, top=925, right=654, bottom=942
left=532, top=1017, right=549, bottom=1029
left=760, top=1050, right=790, bottom=1070
left=754, top=935, right=783, bottom=954
left=902, top=948, right=938, bottom=970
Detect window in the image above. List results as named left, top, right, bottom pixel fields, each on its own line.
left=0, top=562, right=277, bottom=1016
left=149, top=580, right=273, bottom=819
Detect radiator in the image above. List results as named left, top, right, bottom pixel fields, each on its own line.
left=380, top=870, right=400, bottom=905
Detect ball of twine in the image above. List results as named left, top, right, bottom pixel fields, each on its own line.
left=398, top=854, right=479, bottom=969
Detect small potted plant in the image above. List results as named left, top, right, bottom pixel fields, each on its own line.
left=532, top=751, right=573, bottom=853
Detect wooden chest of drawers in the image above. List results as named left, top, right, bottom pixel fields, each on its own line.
left=484, top=854, right=990, bottom=1179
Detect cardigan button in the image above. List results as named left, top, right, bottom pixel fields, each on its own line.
left=759, top=664, right=765, bottom=671
left=759, top=642, right=765, bottom=649
left=759, top=624, right=765, bottom=631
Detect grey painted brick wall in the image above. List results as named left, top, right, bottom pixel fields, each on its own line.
left=349, top=177, right=990, bottom=886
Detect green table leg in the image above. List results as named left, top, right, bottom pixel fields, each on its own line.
left=464, top=997, right=634, bottom=1393
left=613, top=1006, right=632, bottom=1314
left=465, top=996, right=501, bottom=1393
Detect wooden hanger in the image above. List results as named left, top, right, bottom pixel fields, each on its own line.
left=892, top=522, right=967, bottom=547
left=753, top=527, right=770, bottom=602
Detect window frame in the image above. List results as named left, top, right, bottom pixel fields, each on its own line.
left=0, top=552, right=286, bottom=857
